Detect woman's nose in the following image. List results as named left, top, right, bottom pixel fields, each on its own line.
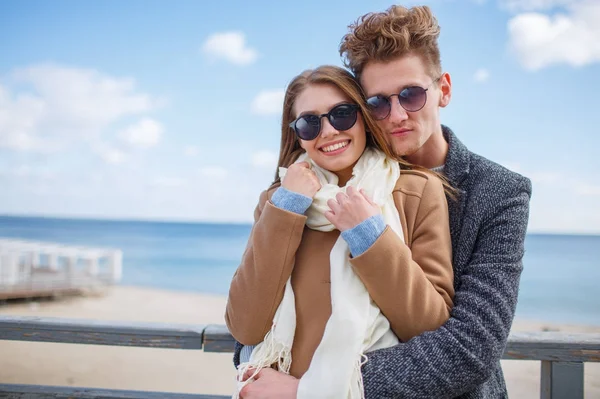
left=320, top=118, right=339, bottom=139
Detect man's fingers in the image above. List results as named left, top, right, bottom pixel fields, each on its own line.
left=253, top=369, right=267, bottom=379
left=335, top=191, right=349, bottom=204
left=327, top=199, right=340, bottom=214
left=347, top=186, right=358, bottom=197
left=324, top=210, right=335, bottom=223
left=241, top=367, right=257, bottom=382
left=250, top=368, right=276, bottom=382
left=239, top=383, right=251, bottom=399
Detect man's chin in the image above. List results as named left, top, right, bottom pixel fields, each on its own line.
left=388, top=136, right=414, bottom=157
left=392, top=144, right=417, bottom=159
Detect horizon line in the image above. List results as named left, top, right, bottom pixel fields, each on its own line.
left=1, top=212, right=599, bottom=237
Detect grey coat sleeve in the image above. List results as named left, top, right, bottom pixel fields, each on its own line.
left=361, top=179, right=532, bottom=399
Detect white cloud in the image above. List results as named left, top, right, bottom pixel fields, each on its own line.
left=202, top=32, right=258, bottom=66
left=473, top=68, right=490, bottom=82
left=152, top=176, right=187, bottom=188
left=0, top=64, right=161, bottom=154
left=492, top=165, right=600, bottom=233
left=575, top=183, right=600, bottom=196
left=0, top=131, right=45, bottom=152
left=12, top=64, right=156, bottom=129
left=7, top=166, right=265, bottom=223
left=529, top=172, right=562, bottom=184
left=251, top=150, right=278, bottom=168
left=498, top=162, right=563, bottom=184
left=199, top=166, right=228, bottom=178
left=0, top=85, right=49, bottom=151
left=3, top=155, right=598, bottom=233
left=499, top=0, right=578, bottom=12
left=183, top=145, right=199, bottom=157
left=507, top=1, right=600, bottom=70
left=98, top=147, right=127, bottom=164
left=118, top=118, right=163, bottom=148
left=251, top=89, right=284, bottom=115
left=0, top=165, right=56, bottom=181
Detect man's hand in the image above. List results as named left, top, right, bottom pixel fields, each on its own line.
left=239, top=368, right=299, bottom=399
left=282, top=162, right=321, bottom=198
left=325, top=186, right=380, bottom=232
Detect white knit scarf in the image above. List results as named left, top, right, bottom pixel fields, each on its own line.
left=235, top=148, right=402, bottom=399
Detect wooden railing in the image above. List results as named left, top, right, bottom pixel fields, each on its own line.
left=0, top=315, right=599, bottom=398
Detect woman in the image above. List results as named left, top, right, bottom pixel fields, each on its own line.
left=225, top=65, right=454, bottom=399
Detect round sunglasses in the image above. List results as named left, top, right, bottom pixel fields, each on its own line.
left=366, top=77, right=441, bottom=120
left=289, top=103, right=360, bottom=141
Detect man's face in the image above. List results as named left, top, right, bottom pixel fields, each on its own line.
left=360, top=54, right=451, bottom=162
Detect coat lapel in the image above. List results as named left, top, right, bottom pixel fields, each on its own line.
left=441, top=126, right=470, bottom=265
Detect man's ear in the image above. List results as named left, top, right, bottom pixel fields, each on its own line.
left=439, top=72, right=452, bottom=108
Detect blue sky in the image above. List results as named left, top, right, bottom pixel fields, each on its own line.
left=0, top=0, right=598, bottom=234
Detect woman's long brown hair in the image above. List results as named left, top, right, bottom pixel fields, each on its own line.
left=272, top=65, right=455, bottom=198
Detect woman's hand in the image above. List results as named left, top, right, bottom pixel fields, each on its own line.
left=325, top=186, right=381, bottom=232
left=281, top=162, right=321, bottom=198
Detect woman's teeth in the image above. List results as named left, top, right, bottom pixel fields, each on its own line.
left=322, top=141, right=349, bottom=153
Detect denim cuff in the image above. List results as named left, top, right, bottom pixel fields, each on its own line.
left=341, top=214, right=386, bottom=257
left=271, top=187, right=313, bottom=215
left=239, top=344, right=255, bottom=363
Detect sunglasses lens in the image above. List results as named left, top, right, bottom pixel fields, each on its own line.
left=399, top=86, right=427, bottom=112
left=295, top=115, right=320, bottom=140
left=329, top=104, right=358, bottom=131
left=366, top=96, right=390, bottom=120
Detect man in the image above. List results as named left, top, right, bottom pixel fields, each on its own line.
left=235, top=5, right=532, bottom=398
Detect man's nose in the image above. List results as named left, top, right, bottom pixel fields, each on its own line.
left=388, top=97, right=409, bottom=124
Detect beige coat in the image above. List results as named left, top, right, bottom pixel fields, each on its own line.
left=225, top=170, right=455, bottom=378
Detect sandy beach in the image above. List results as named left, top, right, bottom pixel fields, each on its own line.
left=0, top=286, right=598, bottom=398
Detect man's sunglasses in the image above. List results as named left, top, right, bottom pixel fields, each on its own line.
left=289, top=103, right=360, bottom=141
left=366, top=77, right=441, bottom=120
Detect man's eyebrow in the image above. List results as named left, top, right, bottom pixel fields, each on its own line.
left=366, top=82, right=425, bottom=97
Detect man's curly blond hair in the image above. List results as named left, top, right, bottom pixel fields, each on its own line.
left=339, top=5, right=442, bottom=80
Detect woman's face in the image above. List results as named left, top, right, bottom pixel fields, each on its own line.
left=293, top=83, right=367, bottom=184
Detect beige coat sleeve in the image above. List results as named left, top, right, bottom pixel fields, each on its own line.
left=225, top=189, right=307, bottom=345
left=350, top=176, right=454, bottom=342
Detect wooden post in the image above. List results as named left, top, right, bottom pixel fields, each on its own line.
left=29, top=251, right=38, bottom=269
left=84, top=254, right=99, bottom=276
left=47, top=251, right=58, bottom=271
left=541, top=361, right=584, bottom=399
left=65, top=254, right=76, bottom=286
left=3, top=253, right=16, bottom=286
left=0, top=251, right=5, bottom=285
left=109, top=250, right=123, bottom=283
left=21, top=252, right=32, bottom=279
left=1, top=252, right=19, bottom=285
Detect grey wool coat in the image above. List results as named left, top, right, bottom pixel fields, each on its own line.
left=233, top=126, right=533, bottom=399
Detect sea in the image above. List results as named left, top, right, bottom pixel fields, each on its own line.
left=0, top=215, right=598, bottom=326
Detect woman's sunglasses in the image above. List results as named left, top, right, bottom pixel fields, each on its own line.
left=366, top=77, right=441, bottom=120
left=289, top=103, right=360, bottom=141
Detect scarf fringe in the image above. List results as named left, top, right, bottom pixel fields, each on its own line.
left=232, top=325, right=292, bottom=399
left=355, top=353, right=369, bottom=399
